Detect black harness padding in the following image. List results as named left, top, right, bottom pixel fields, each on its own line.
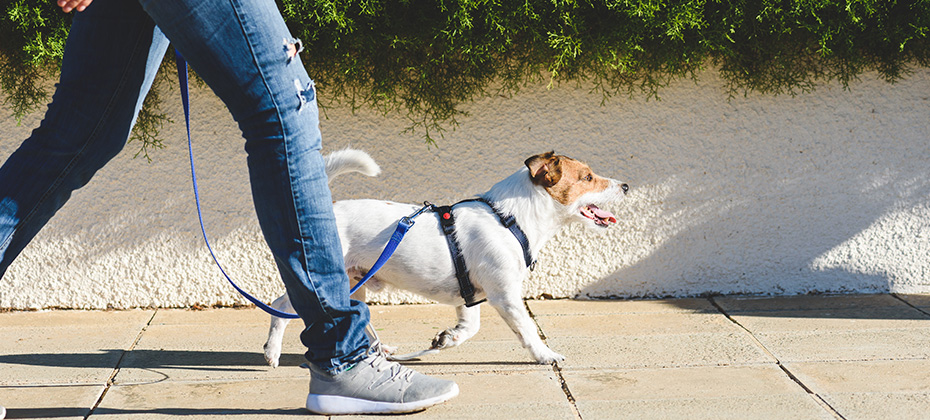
left=433, top=198, right=536, bottom=307
left=473, top=197, right=536, bottom=269
left=435, top=204, right=484, bottom=307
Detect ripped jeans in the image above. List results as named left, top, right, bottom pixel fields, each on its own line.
left=0, top=0, right=370, bottom=374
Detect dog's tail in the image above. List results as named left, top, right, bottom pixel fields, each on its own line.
left=324, top=148, right=381, bottom=181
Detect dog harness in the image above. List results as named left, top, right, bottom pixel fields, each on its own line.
left=434, top=197, right=536, bottom=307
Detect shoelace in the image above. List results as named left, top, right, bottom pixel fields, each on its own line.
left=365, top=346, right=415, bottom=390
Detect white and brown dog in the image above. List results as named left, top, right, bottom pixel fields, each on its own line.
left=263, top=149, right=628, bottom=366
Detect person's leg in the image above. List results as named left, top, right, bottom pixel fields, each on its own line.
left=0, top=0, right=168, bottom=275
left=138, top=0, right=457, bottom=413
left=137, top=0, right=371, bottom=372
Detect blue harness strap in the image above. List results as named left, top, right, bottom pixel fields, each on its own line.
left=175, top=50, right=417, bottom=319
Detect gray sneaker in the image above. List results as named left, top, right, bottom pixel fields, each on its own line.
left=305, top=349, right=458, bottom=415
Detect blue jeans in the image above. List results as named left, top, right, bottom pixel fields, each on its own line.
left=0, top=0, right=370, bottom=374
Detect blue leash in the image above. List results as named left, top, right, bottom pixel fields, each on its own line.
left=349, top=202, right=435, bottom=295
left=174, top=51, right=418, bottom=318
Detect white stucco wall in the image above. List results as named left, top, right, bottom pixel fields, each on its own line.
left=1, top=67, right=928, bottom=309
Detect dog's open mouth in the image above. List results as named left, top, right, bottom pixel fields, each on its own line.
left=581, top=204, right=617, bottom=227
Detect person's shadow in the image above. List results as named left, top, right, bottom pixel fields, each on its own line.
left=0, top=349, right=310, bottom=419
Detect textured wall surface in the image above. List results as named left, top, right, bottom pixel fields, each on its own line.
left=1, top=68, right=928, bottom=309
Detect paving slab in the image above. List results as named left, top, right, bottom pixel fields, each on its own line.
left=715, top=293, right=905, bottom=313
left=90, top=378, right=319, bottom=419
left=401, top=340, right=548, bottom=374
left=345, top=370, right=575, bottom=420
left=366, top=303, right=548, bottom=372
left=786, top=359, right=930, bottom=419
left=727, top=306, right=930, bottom=333
left=112, top=322, right=306, bottom=385
left=548, top=333, right=773, bottom=369
left=751, top=325, right=930, bottom=362
left=0, top=309, right=155, bottom=328
left=0, top=310, right=154, bottom=386
left=528, top=298, right=716, bottom=315
left=786, top=359, right=930, bottom=394
left=715, top=294, right=930, bottom=362
left=564, top=365, right=832, bottom=420
left=817, top=392, right=930, bottom=419
left=898, top=294, right=930, bottom=311
left=575, top=394, right=832, bottom=420
left=369, top=308, right=520, bottom=345
left=0, top=384, right=104, bottom=420
left=535, top=311, right=740, bottom=337
left=532, top=305, right=773, bottom=369
left=149, top=308, right=268, bottom=326
left=717, top=294, right=930, bottom=334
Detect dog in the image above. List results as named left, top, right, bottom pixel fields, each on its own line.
left=263, top=149, right=628, bottom=366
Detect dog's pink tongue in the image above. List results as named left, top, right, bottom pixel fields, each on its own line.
left=589, top=205, right=617, bottom=224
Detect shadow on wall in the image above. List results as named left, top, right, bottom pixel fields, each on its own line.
left=579, top=95, right=930, bottom=298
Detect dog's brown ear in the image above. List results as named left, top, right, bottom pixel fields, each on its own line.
left=525, top=151, right=562, bottom=187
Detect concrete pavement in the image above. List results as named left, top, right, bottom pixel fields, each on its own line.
left=2, top=294, right=930, bottom=419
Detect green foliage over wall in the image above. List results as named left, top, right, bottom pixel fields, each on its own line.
left=2, top=0, right=929, bottom=148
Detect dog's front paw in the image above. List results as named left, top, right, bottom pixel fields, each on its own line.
left=263, top=342, right=282, bottom=368
left=533, top=349, right=566, bottom=365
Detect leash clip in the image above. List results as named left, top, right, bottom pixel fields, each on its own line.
left=401, top=201, right=435, bottom=226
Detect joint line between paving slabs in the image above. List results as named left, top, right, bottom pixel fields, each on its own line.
left=524, top=300, right=584, bottom=420
left=891, top=293, right=930, bottom=317
left=706, top=297, right=847, bottom=420
left=84, top=309, right=159, bottom=420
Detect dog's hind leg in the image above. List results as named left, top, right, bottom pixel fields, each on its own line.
left=263, top=293, right=294, bottom=368
left=431, top=304, right=481, bottom=350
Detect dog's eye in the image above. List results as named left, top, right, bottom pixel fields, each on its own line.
left=584, top=174, right=593, bottom=182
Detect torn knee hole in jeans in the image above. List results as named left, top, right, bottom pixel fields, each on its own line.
left=294, top=79, right=316, bottom=112
left=284, top=37, right=304, bottom=63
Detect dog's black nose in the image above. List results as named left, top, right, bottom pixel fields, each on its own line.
left=621, top=183, right=629, bottom=194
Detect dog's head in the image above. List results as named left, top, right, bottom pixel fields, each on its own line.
left=525, top=151, right=628, bottom=228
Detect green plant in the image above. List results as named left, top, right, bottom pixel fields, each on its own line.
left=2, top=0, right=928, bottom=151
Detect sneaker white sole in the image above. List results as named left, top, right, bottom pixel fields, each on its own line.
left=306, top=383, right=459, bottom=415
